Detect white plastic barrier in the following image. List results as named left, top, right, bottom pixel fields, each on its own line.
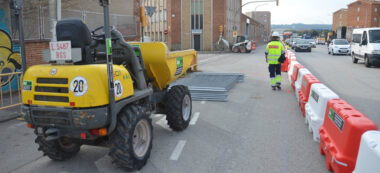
left=288, top=61, right=299, bottom=82
left=353, top=131, right=380, bottom=173
left=304, top=83, right=339, bottom=142
left=295, top=68, right=311, bottom=102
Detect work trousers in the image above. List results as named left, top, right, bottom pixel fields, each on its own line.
left=268, top=64, right=282, bottom=86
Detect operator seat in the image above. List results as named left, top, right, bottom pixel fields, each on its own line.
left=56, top=18, right=93, bottom=64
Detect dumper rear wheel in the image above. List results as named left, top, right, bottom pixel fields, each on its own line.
left=35, top=136, right=81, bottom=161
left=109, top=105, right=153, bottom=171
left=164, top=85, right=192, bottom=131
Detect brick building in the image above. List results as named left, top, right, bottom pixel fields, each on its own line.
left=165, top=0, right=243, bottom=51
left=332, top=0, right=380, bottom=40
left=347, top=0, right=380, bottom=28
left=245, top=11, right=271, bottom=39
left=142, top=0, right=168, bottom=43
left=332, top=9, right=348, bottom=31
left=144, top=0, right=266, bottom=51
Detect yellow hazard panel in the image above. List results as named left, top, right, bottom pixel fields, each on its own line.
left=129, top=42, right=197, bottom=89
left=22, top=64, right=134, bottom=108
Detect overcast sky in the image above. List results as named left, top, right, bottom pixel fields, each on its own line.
left=242, top=0, right=356, bottom=25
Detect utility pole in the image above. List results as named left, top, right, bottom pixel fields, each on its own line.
left=99, top=0, right=116, bottom=135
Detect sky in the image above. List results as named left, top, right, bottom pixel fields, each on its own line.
left=242, top=0, right=356, bottom=25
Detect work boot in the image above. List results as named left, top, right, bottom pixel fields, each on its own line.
left=272, top=86, right=276, bottom=90
left=276, top=83, right=281, bottom=90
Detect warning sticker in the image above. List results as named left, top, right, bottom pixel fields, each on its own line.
left=114, top=80, right=123, bottom=98
left=311, top=90, right=319, bottom=103
left=175, top=57, right=184, bottom=76
left=106, top=38, right=112, bottom=55
left=23, top=81, right=33, bottom=91
left=329, top=108, right=344, bottom=131
left=70, top=76, right=88, bottom=96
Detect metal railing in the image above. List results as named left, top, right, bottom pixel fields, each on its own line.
left=0, top=72, right=22, bottom=110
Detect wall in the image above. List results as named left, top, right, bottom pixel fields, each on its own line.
left=347, top=1, right=372, bottom=28
left=212, top=0, right=226, bottom=48
left=181, top=0, right=191, bottom=50
left=332, top=9, right=348, bottom=31
left=167, top=0, right=182, bottom=50
left=0, top=0, right=22, bottom=92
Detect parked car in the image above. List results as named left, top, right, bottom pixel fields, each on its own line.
left=328, top=39, right=350, bottom=55
left=294, top=39, right=312, bottom=52
left=351, top=28, right=380, bottom=67
left=307, top=39, right=317, bottom=48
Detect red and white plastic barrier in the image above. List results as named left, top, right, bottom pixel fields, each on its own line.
left=320, top=99, right=378, bottom=173
left=298, top=74, right=320, bottom=117
left=288, top=61, right=299, bottom=82
left=291, top=64, right=304, bottom=90
left=295, top=69, right=311, bottom=102
left=353, top=131, right=380, bottom=173
left=305, top=83, right=339, bottom=142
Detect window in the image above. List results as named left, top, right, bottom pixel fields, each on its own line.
left=340, top=14, right=342, bottom=19
left=369, top=30, right=380, bottom=43
left=375, top=8, right=378, bottom=12
left=339, top=21, right=342, bottom=26
left=357, top=16, right=360, bottom=22
left=363, top=31, right=368, bottom=42
left=353, top=34, right=362, bottom=43
left=375, top=17, right=378, bottom=22
left=358, top=7, right=360, bottom=12
left=191, top=0, right=204, bottom=30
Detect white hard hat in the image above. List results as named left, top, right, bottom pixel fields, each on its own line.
left=272, top=32, right=280, bottom=37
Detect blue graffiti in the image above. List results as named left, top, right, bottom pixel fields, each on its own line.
left=0, top=8, right=21, bottom=92
left=0, top=8, right=10, bottom=35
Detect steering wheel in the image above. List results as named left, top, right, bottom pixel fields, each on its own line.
left=91, top=26, right=114, bottom=41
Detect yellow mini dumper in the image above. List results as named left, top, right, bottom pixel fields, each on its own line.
left=21, top=1, right=197, bottom=171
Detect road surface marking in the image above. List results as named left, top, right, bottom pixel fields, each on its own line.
left=170, top=140, right=187, bottom=161
left=7, top=122, right=26, bottom=129
left=190, top=112, right=200, bottom=125
left=201, top=101, right=206, bottom=104
left=155, top=117, right=172, bottom=131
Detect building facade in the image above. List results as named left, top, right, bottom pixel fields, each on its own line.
left=245, top=11, right=271, bottom=39
left=347, top=0, right=380, bottom=28
left=145, top=0, right=266, bottom=51
left=142, top=0, right=168, bottom=42
left=332, top=9, right=348, bottom=31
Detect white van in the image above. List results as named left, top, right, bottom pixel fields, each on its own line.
left=351, top=28, right=380, bottom=67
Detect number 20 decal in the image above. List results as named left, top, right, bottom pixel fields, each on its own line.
left=70, top=77, right=88, bottom=96
left=114, top=80, right=123, bottom=98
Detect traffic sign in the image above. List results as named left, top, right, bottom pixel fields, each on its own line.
left=233, top=31, right=238, bottom=38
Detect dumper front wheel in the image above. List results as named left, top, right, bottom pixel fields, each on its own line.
left=164, top=85, right=192, bottom=131
left=109, top=105, right=153, bottom=171
left=35, top=136, right=81, bottom=161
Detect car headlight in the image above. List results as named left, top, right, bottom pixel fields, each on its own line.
left=334, top=46, right=339, bottom=49
left=371, top=50, right=380, bottom=54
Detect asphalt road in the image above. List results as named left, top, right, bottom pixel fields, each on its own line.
left=295, top=45, right=380, bottom=126
left=1, top=46, right=329, bottom=173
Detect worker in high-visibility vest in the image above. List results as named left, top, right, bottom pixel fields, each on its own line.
left=265, top=32, right=285, bottom=90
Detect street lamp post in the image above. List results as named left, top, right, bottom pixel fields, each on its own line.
left=253, top=4, right=269, bottom=41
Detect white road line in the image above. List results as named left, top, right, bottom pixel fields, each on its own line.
left=201, top=101, right=206, bottom=104
left=190, top=112, right=200, bottom=125
left=7, top=122, right=26, bottom=129
left=170, top=140, right=187, bottom=161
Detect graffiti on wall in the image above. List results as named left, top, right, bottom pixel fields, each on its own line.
left=0, top=8, right=21, bottom=90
